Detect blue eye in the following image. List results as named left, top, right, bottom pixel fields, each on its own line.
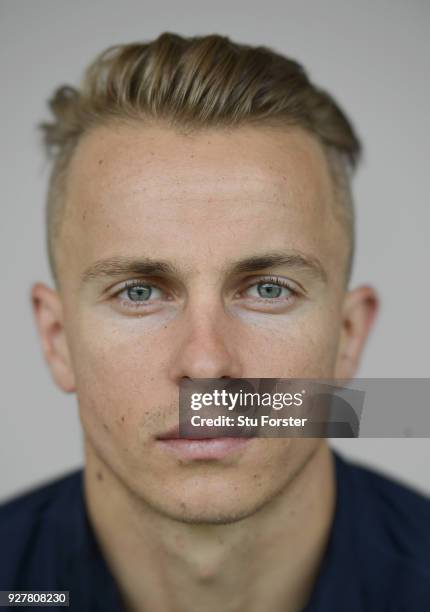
left=257, top=283, right=284, bottom=298
left=127, top=285, right=152, bottom=301
left=246, top=279, right=294, bottom=300
left=112, top=276, right=297, bottom=313
left=116, top=283, right=165, bottom=308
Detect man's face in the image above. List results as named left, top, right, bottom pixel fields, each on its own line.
left=37, top=122, right=370, bottom=523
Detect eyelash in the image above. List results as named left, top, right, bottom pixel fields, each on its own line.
left=247, top=276, right=297, bottom=298
left=112, top=276, right=298, bottom=310
left=114, top=280, right=167, bottom=310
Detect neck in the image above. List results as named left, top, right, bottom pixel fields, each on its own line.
left=83, top=442, right=335, bottom=612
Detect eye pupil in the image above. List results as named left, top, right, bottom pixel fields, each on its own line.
left=127, top=285, right=152, bottom=301
left=257, top=283, right=283, bottom=298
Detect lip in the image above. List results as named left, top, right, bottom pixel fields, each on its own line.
left=156, top=437, right=252, bottom=460
left=156, top=425, right=252, bottom=460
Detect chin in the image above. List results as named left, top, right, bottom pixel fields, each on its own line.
left=152, top=498, right=267, bottom=525
left=132, top=473, right=279, bottom=525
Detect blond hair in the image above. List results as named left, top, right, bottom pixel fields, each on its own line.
left=41, top=32, right=361, bottom=284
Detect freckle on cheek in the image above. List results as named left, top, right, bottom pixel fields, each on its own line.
left=96, top=471, right=103, bottom=481
left=103, top=423, right=109, bottom=431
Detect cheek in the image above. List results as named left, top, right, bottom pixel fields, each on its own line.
left=66, top=296, right=342, bottom=441
left=240, top=304, right=342, bottom=378
left=68, top=316, right=171, bottom=441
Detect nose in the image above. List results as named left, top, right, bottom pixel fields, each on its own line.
left=167, top=303, right=243, bottom=382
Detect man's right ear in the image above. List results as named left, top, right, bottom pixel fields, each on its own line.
left=31, top=283, right=76, bottom=393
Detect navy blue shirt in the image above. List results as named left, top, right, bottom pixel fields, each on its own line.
left=1, top=452, right=429, bottom=611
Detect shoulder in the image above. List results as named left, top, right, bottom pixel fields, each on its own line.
left=0, top=470, right=83, bottom=531
left=0, top=470, right=83, bottom=588
left=335, top=451, right=430, bottom=571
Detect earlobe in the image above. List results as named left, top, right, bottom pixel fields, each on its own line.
left=31, top=282, right=76, bottom=393
left=335, top=285, right=379, bottom=379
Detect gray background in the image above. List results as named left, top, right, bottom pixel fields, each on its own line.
left=1, top=0, right=429, bottom=501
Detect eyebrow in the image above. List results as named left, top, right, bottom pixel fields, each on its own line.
left=230, top=253, right=327, bottom=282
left=80, top=251, right=327, bottom=286
left=80, top=257, right=181, bottom=285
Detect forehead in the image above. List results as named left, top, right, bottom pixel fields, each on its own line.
left=58, top=122, right=346, bottom=285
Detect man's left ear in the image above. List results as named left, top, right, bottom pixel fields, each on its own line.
left=335, top=285, right=379, bottom=379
